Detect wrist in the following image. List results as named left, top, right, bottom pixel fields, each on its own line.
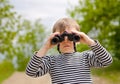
left=88, top=39, right=96, bottom=46
left=35, top=46, right=49, bottom=57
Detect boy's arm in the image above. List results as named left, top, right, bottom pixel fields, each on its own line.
left=71, top=30, right=112, bottom=67
left=25, top=41, right=50, bottom=77
left=25, top=54, right=51, bottom=77
left=36, top=32, right=60, bottom=57
left=26, top=32, right=60, bottom=77
left=87, top=40, right=113, bottom=67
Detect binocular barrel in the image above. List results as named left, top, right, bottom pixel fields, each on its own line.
left=73, top=35, right=80, bottom=42
left=51, top=35, right=61, bottom=44
left=51, top=34, right=80, bottom=44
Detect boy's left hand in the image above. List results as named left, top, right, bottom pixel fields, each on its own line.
left=71, top=30, right=96, bottom=46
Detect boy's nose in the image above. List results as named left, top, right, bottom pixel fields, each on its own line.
left=64, top=36, right=69, bottom=42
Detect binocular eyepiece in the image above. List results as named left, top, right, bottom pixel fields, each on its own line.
left=51, top=31, right=80, bottom=44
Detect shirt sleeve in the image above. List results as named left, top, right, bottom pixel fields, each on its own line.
left=25, top=54, right=51, bottom=77
left=86, top=40, right=113, bottom=68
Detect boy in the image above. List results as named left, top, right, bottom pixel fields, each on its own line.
left=26, top=18, right=113, bottom=84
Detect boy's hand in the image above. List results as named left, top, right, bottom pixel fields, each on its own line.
left=44, top=32, right=60, bottom=49
left=71, top=30, right=96, bottom=46
left=36, top=32, right=60, bottom=57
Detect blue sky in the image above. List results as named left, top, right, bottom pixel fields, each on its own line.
left=10, top=0, right=79, bottom=29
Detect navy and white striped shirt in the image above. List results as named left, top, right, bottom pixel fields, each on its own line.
left=26, top=41, right=112, bottom=84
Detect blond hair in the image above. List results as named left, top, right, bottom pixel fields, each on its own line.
left=52, top=18, right=80, bottom=33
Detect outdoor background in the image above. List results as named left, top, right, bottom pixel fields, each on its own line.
left=0, top=0, right=120, bottom=84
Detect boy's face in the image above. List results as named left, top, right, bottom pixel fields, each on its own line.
left=59, top=36, right=74, bottom=53
left=58, top=28, right=77, bottom=53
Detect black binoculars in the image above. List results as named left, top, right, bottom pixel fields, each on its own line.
left=51, top=31, right=80, bottom=44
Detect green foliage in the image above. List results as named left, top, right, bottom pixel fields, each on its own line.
left=76, top=43, right=89, bottom=52
left=0, top=0, right=46, bottom=71
left=0, top=61, right=14, bottom=83
left=16, top=55, right=30, bottom=71
left=68, top=0, right=120, bottom=59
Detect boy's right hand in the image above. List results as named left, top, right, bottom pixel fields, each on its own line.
left=36, top=32, right=60, bottom=57
left=44, top=32, right=60, bottom=50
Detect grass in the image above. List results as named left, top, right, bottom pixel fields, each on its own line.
left=0, top=61, right=15, bottom=83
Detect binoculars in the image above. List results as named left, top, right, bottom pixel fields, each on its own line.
left=51, top=31, right=80, bottom=44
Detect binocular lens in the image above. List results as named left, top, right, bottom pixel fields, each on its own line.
left=51, top=37, right=59, bottom=44
left=73, top=35, right=80, bottom=42
left=51, top=35, right=63, bottom=44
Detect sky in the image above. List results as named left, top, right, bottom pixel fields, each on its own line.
left=10, top=0, right=79, bottom=29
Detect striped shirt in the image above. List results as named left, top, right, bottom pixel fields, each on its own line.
left=26, top=41, right=112, bottom=84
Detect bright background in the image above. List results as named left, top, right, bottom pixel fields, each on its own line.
left=10, top=0, right=79, bottom=29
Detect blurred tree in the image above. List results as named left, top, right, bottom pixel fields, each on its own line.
left=0, top=0, right=46, bottom=71
left=68, top=0, right=120, bottom=59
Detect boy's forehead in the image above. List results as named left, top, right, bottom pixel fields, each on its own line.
left=55, top=27, right=77, bottom=33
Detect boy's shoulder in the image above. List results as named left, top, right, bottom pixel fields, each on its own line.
left=49, top=50, right=93, bottom=58
left=50, top=51, right=92, bottom=56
